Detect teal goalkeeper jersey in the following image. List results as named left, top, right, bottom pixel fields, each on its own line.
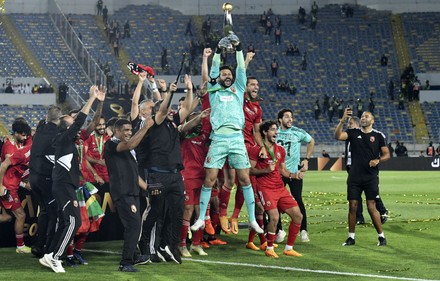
left=276, top=126, right=312, bottom=173
left=208, top=51, right=246, bottom=135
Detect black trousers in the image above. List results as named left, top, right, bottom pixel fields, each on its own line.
left=140, top=171, right=184, bottom=254
left=283, top=177, right=308, bottom=231
left=51, top=182, right=81, bottom=260
left=29, top=172, right=58, bottom=253
left=114, top=195, right=141, bottom=266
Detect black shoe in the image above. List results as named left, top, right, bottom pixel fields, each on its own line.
left=134, top=254, right=151, bottom=265
left=158, top=246, right=180, bottom=264
left=377, top=237, right=387, bottom=246
left=342, top=237, right=355, bottom=246
left=380, top=211, right=389, bottom=224
left=31, top=246, right=44, bottom=258
left=150, top=253, right=165, bottom=263
left=66, top=257, right=78, bottom=267
left=170, top=247, right=182, bottom=264
left=118, top=264, right=139, bottom=272
left=356, top=220, right=365, bottom=225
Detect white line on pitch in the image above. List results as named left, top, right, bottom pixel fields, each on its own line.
left=83, top=249, right=438, bottom=281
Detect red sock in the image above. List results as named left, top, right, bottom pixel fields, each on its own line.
left=180, top=219, right=190, bottom=246
left=66, top=243, right=74, bottom=256
left=266, top=232, right=276, bottom=247
left=287, top=221, right=301, bottom=246
left=75, top=232, right=88, bottom=251
left=219, top=185, right=231, bottom=217
left=192, top=229, right=203, bottom=246
left=232, top=189, right=244, bottom=218
left=256, top=214, right=266, bottom=244
left=16, top=234, right=24, bottom=247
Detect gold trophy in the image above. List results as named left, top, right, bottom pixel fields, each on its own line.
left=220, top=2, right=239, bottom=53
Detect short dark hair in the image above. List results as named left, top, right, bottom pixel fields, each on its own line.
left=246, top=76, right=258, bottom=85
left=277, top=108, right=293, bottom=120
left=114, top=118, right=131, bottom=131
left=12, top=120, right=31, bottom=135
left=219, top=65, right=235, bottom=79
left=106, top=117, right=118, bottom=128
left=259, top=120, right=278, bottom=138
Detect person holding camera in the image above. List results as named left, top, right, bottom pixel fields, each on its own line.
left=335, top=108, right=390, bottom=247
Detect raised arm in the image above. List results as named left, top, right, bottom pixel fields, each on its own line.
left=154, top=81, right=178, bottom=126
left=334, top=107, right=351, bottom=141
left=178, top=74, right=195, bottom=122
left=130, top=72, right=147, bottom=121
left=179, top=108, right=211, bottom=134
left=85, top=85, right=106, bottom=135
left=201, top=48, right=212, bottom=84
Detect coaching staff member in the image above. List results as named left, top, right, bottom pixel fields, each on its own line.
left=105, top=117, right=153, bottom=272
left=39, top=86, right=105, bottom=273
left=335, top=108, right=390, bottom=247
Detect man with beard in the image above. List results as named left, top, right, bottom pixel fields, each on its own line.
left=191, top=36, right=263, bottom=235
left=249, top=120, right=304, bottom=258
left=105, top=118, right=152, bottom=272
left=335, top=108, right=390, bottom=247
left=276, top=108, right=315, bottom=243
left=0, top=120, right=32, bottom=254
left=85, top=116, right=110, bottom=186
left=39, top=86, right=105, bottom=273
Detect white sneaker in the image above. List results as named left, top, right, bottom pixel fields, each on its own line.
left=178, top=246, right=192, bottom=257
left=249, top=220, right=264, bottom=234
left=190, top=245, right=208, bottom=256
left=275, top=229, right=287, bottom=243
left=190, top=219, right=205, bottom=232
left=300, top=230, right=310, bottom=243
left=39, top=253, right=65, bottom=273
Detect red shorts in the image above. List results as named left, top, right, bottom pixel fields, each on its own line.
left=258, top=187, right=298, bottom=212
left=0, top=188, right=22, bottom=211
left=184, top=178, right=204, bottom=205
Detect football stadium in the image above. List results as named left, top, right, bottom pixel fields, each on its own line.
left=1, top=0, right=440, bottom=280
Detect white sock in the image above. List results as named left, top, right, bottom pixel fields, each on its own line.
left=348, top=232, right=355, bottom=239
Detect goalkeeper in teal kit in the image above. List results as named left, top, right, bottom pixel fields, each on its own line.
left=191, top=35, right=263, bottom=234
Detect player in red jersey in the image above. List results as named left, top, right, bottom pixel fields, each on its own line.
left=0, top=120, right=32, bottom=253
left=178, top=108, right=211, bottom=257
left=249, top=120, right=303, bottom=258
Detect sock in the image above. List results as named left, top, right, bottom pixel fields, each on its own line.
left=242, top=184, right=256, bottom=222
left=66, top=243, right=74, bottom=256
left=285, top=245, right=293, bottom=251
left=378, top=232, right=385, bottom=238
left=256, top=214, right=266, bottom=244
left=247, top=230, right=256, bottom=243
left=266, top=232, right=276, bottom=247
left=348, top=232, right=355, bottom=239
left=180, top=219, right=190, bottom=246
left=211, top=211, right=219, bottom=229
left=219, top=185, right=231, bottom=217
left=232, top=188, right=244, bottom=218
left=198, top=186, right=212, bottom=221
left=16, top=234, right=24, bottom=247
left=192, top=229, right=203, bottom=246
left=286, top=221, right=301, bottom=246
left=75, top=233, right=88, bottom=251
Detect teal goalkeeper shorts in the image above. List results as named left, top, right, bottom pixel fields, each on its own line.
left=204, top=133, right=250, bottom=169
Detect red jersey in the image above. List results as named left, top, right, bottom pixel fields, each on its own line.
left=201, top=94, right=212, bottom=136
left=1, top=137, right=32, bottom=161
left=243, top=95, right=262, bottom=146
left=180, top=133, right=209, bottom=180
left=248, top=143, right=285, bottom=189
left=84, top=132, right=110, bottom=182
left=2, top=145, right=31, bottom=189
left=76, top=129, right=94, bottom=183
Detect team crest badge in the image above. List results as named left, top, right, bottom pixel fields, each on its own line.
left=266, top=201, right=271, bottom=207
left=370, top=136, right=375, bottom=143
left=206, top=156, right=211, bottom=164
left=14, top=197, right=19, bottom=203
left=276, top=152, right=281, bottom=159
left=185, top=195, right=189, bottom=201
left=230, top=86, right=236, bottom=93
left=131, top=205, right=137, bottom=213
left=73, top=200, right=78, bottom=207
